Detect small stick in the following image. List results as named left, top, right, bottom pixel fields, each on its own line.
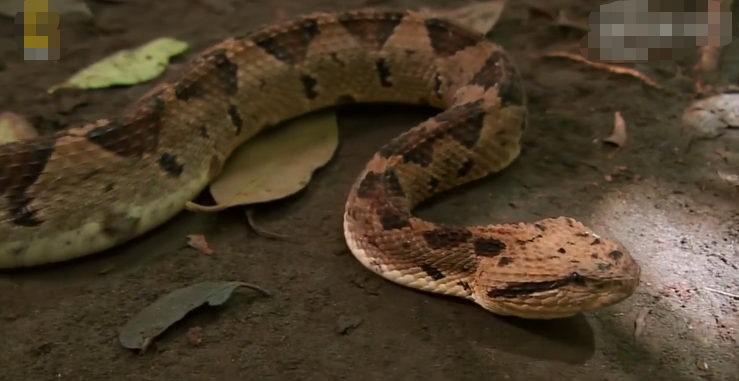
left=246, top=209, right=288, bottom=240
left=542, top=51, right=663, bottom=90
left=704, top=287, right=739, bottom=299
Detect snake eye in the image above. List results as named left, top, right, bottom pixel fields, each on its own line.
left=569, top=272, right=586, bottom=285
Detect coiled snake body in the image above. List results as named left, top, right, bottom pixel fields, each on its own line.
left=0, top=9, right=640, bottom=318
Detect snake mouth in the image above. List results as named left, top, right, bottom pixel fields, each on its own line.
left=475, top=276, right=640, bottom=319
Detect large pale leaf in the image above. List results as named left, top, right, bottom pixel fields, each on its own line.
left=48, top=37, right=188, bottom=93
left=186, top=111, right=339, bottom=212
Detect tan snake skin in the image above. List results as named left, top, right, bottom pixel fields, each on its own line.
left=0, top=9, right=640, bottom=318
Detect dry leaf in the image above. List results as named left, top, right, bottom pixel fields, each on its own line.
left=717, top=170, right=739, bottom=188
left=187, top=234, right=213, bottom=255
left=186, top=111, right=339, bottom=212
left=422, top=0, right=507, bottom=34
left=682, top=93, right=739, bottom=139
left=0, top=111, right=38, bottom=143
left=118, top=281, right=269, bottom=351
left=633, top=307, right=652, bottom=342
left=186, top=327, right=203, bottom=346
left=604, top=111, right=628, bottom=147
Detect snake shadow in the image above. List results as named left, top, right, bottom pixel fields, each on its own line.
left=405, top=290, right=596, bottom=365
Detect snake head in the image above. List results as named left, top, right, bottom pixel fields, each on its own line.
left=470, top=217, right=640, bottom=319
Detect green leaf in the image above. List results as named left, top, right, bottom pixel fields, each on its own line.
left=48, top=37, right=188, bottom=93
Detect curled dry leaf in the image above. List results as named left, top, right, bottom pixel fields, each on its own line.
left=421, top=0, right=507, bottom=34
left=0, top=111, right=38, bottom=143
left=604, top=111, right=628, bottom=147
left=187, top=234, right=213, bottom=255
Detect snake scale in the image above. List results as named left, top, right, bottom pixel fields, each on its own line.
left=0, top=9, right=640, bottom=318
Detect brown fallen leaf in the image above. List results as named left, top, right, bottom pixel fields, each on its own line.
left=604, top=111, right=628, bottom=147
left=542, top=51, right=662, bottom=90
left=186, top=326, right=203, bottom=346
left=187, top=234, right=214, bottom=255
left=717, top=170, right=739, bottom=189
left=0, top=111, right=38, bottom=143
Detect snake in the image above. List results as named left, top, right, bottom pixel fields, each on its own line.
left=0, top=9, right=641, bottom=318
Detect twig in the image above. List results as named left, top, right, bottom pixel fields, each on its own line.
left=704, top=287, right=739, bottom=299
left=542, top=51, right=663, bottom=90
left=246, top=209, right=288, bottom=240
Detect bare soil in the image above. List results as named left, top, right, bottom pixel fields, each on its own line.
left=1, top=0, right=738, bottom=380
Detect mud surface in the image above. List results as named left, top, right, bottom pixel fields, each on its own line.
left=1, top=0, right=738, bottom=380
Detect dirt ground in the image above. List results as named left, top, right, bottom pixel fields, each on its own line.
left=1, top=0, right=738, bottom=380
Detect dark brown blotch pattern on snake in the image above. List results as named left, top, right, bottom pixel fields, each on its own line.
left=157, top=153, right=184, bottom=177
left=472, top=237, right=506, bottom=257
left=422, top=226, right=473, bottom=250
left=497, top=257, right=513, bottom=266
left=377, top=127, right=428, bottom=161
left=469, top=51, right=525, bottom=107
left=427, top=176, right=440, bottom=192
left=375, top=58, right=393, bottom=87
left=456, top=159, right=475, bottom=178
left=383, top=168, right=406, bottom=198
left=423, top=18, right=482, bottom=57
left=199, top=125, right=209, bottom=138
left=434, top=99, right=485, bottom=149
left=420, top=263, right=445, bottom=280
left=608, top=250, right=623, bottom=260
left=253, top=17, right=320, bottom=65
left=337, top=11, right=405, bottom=49
left=173, top=79, right=204, bottom=101
left=376, top=205, right=412, bottom=230
left=204, top=49, right=239, bottom=96
left=0, top=136, right=58, bottom=226
left=86, top=97, right=164, bottom=158
left=227, top=105, right=243, bottom=135
left=355, top=171, right=382, bottom=199
left=299, top=74, right=319, bottom=99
